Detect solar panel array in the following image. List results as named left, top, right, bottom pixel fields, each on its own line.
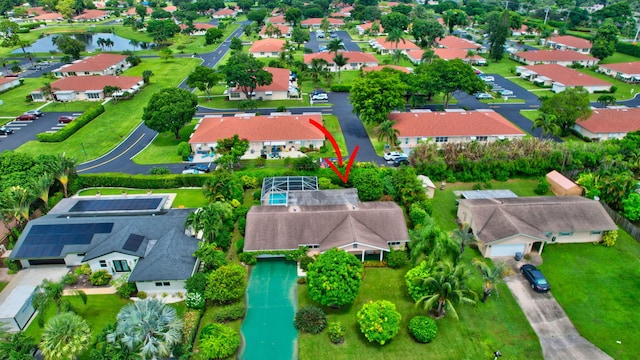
left=69, top=198, right=163, bottom=212
left=123, top=234, right=145, bottom=252
left=14, top=223, right=114, bottom=258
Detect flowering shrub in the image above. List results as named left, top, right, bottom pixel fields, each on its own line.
left=356, top=300, right=401, bottom=345
left=186, top=292, right=205, bottom=309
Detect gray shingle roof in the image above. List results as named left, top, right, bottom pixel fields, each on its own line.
left=82, top=223, right=148, bottom=261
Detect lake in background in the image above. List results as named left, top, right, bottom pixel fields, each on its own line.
left=13, top=33, right=152, bottom=54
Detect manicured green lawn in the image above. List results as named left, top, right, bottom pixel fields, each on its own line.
left=0, top=78, right=49, bottom=117
left=196, top=94, right=327, bottom=109
left=41, top=101, right=96, bottom=113
left=574, top=67, right=638, bottom=101
left=539, top=230, right=640, bottom=360
left=77, top=187, right=208, bottom=208
left=599, top=52, right=640, bottom=65
left=321, top=115, right=348, bottom=157
left=481, top=58, right=521, bottom=77
left=0, top=281, right=7, bottom=293
left=298, top=266, right=541, bottom=360
left=132, top=120, right=198, bottom=164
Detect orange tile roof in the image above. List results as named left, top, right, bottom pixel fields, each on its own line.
left=214, top=8, right=236, bottom=16
left=189, top=114, right=325, bottom=144
left=34, top=12, right=63, bottom=20
left=249, top=38, right=286, bottom=53
left=362, top=65, right=410, bottom=73
left=163, top=5, right=177, bottom=12
left=599, top=62, right=640, bottom=75
left=513, top=49, right=597, bottom=62
left=51, top=76, right=142, bottom=91
left=74, top=9, right=107, bottom=19
left=358, top=21, right=384, bottom=32
left=406, top=49, right=424, bottom=61
left=548, top=35, right=592, bottom=49
left=434, top=48, right=483, bottom=61
left=0, top=77, right=19, bottom=86
left=389, top=110, right=525, bottom=137
left=57, top=54, right=127, bottom=73
left=436, top=35, right=481, bottom=50
left=522, top=64, right=611, bottom=87
left=577, top=108, right=640, bottom=134
left=301, top=18, right=344, bottom=25
left=268, top=15, right=286, bottom=24
left=304, top=51, right=378, bottom=64
left=126, top=6, right=152, bottom=15
left=180, top=23, right=215, bottom=30
left=259, top=24, right=290, bottom=35
left=373, top=37, right=420, bottom=50
left=26, top=6, right=47, bottom=15
left=256, top=67, right=289, bottom=91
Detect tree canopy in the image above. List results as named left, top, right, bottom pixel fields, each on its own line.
left=214, top=134, right=250, bottom=169
left=52, top=35, right=86, bottom=59
left=485, top=10, right=510, bottom=62
left=142, top=87, right=198, bottom=139
left=590, top=19, right=618, bottom=60
left=414, top=59, right=486, bottom=108
left=306, top=248, right=363, bottom=307
left=186, top=66, right=222, bottom=99
left=539, top=87, right=592, bottom=136
left=220, top=53, right=272, bottom=101
left=350, top=68, right=407, bottom=125
left=205, top=264, right=247, bottom=303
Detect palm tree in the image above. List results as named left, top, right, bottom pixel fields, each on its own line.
left=531, top=112, right=560, bottom=139
left=465, top=50, right=476, bottom=65
left=142, top=70, right=154, bottom=84
left=370, top=22, right=381, bottom=37
left=386, top=28, right=405, bottom=50
left=40, top=82, right=55, bottom=101
left=420, top=48, right=435, bottom=64
left=107, top=298, right=183, bottom=360
left=0, top=186, right=35, bottom=235
left=320, top=18, right=331, bottom=34
left=409, top=218, right=460, bottom=265
left=327, top=38, right=344, bottom=56
left=306, top=58, right=330, bottom=88
left=451, top=223, right=477, bottom=258
left=185, top=202, right=233, bottom=242
left=0, top=330, right=36, bottom=358
left=375, top=120, right=399, bottom=148
left=32, top=279, right=88, bottom=327
left=391, top=50, right=405, bottom=65
left=414, top=261, right=477, bottom=320
left=41, top=312, right=91, bottom=360
left=333, top=53, right=348, bottom=83
left=97, top=37, right=106, bottom=51
left=129, top=39, right=140, bottom=49
left=31, top=173, right=54, bottom=211
left=104, top=38, right=114, bottom=51
left=48, top=153, right=77, bottom=198
left=472, top=258, right=509, bottom=302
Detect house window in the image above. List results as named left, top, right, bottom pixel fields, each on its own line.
left=99, top=260, right=107, bottom=268
left=590, top=231, right=602, bottom=235
left=353, top=243, right=358, bottom=249
left=435, top=136, right=448, bottom=143
left=543, top=232, right=552, bottom=238
left=405, top=138, right=409, bottom=144
left=155, top=282, right=171, bottom=287
left=86, top=92, right=100, bottom=99
left=113, top=260, right=130, bottom=272
left=230, top=92, right=240, bottom=98
left=388, top=241, right=401, bottom=246
left=265, top=91, right=273, bottom=96
left=559, top=231, right=573, bottom=236
left=305, top=244, right=319, bottom=249
left=476, top=136, right=488, bottom=141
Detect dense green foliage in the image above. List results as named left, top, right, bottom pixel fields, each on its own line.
left=408, top=316, right=437, bottom=343
left=41, top=313, right=91, bottom=360
left=294, top=305, right=328, bottom=334
left=89, top=270, right=112, bottom=286
left=350, top=168, right=383, bottom=201
left=142, top=87, right=198, bottom=139
left=36, top=104, right=105, bottom=142
left=186, top=292, right=205, bottom=310
left=327, top=321, right=346, bottom=344
left=205, top=264, right=247, bottom=303
left=0, top=332, right=36, bottom=360
left=350, top=69, right=407, bottom=125
left=211, top=302, right=246, bottom=323
left=405, top=260, right=434, bottom=302
left=185, top=272, right=208, bottom=294
left=307, top=248, right=363, bottom=308
left=356, top=300, right=402, bottom=345
left=198, top=323, right=240, bottom=359
left=386, top=248, right=408, bottom=269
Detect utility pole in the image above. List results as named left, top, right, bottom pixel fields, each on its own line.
left=504, top=1, right=509, bottom=10
left=543, top=8, right=550, bottom=25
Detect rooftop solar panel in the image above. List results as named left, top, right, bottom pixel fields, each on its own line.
left=69, top=198, right=163, bottom=212
left=14, top=223, right=113, bottom=259
left=123, top=234, right=145, bottom=252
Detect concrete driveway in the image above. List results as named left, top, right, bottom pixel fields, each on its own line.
left=505, top=274, right=612, bottom=360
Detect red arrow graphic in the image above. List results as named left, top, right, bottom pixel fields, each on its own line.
left=309, top=119, right=359, bottom=183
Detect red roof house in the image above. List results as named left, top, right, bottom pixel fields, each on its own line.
left=517, top=64, right=611, bottom=93
left=74, top=9, right=108, bottom=21
left=0, top=77, right=21, bottom=92
left=31, top=76, right=143, bottom=102
left=53, top=54, right=130, bottom=77
left=304, top=52, right=378, bottom=71
left=546, top=35, right=592, bottom=54
left=598, top=62, right=640, bottom=82
left=511, top=50, right=598, bottom=67
left=574, top=108, right=640, bottom=140
left=228, top=67, right=291, bottom=101
left=301, top=18, right=344, bottom=28
left=436, top=36, right=481, bottom=51
left=433, top=48, right=486, bottom=65
left=249, top=38, right=286, bottom=57
left=370, top=37, right=420, bottom=54
left=212, top=8, right=238, bottom=18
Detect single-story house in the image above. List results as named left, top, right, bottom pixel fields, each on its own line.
left=301, top=17, right=344, bottom=29
left=259, top=24, right=291, bottom=38
left=227, top=67, right=290, bottom=101
left=546, top=170, right=583, bottom=196
left=406, top=49, right=425, bottom=64
left=212, top=8, right=238, bottom=18
left=249, top=38, right=286, bottom=58
left=163, top=5, right=177, bottom=12
left=435, top=35, right=481, bottom=51
left=188, top=113, right=325, bottom=156
left=0, top=77, right=21, bottom=92
left=574, top=107, right=640, bottom=140
left=8, top=196, right=200, bottom=294
left=459, top=190, right=518, bottom=200
left=304, top=51, right=378, bottom=72
left=180, top=22, right=215, bottom=35
left=267, top=15, right=287, bottom=25
left=30, top=75, right=142, bottom=102
left=597, top=62, right=640, bottom=83
left=511, top=50, right=598, bottom=67
left=125, top=6, right=152, bottom=16
left=73, top=9, right=109, bottom=21
left=512, top=25, right=537, bottom=36
left=356, top=21, right=384, bottom=36
left=362, top=65, right=411, bottom=73
left=457, top=196, right=617, bottom=257
left=433, top=48, right=486, bottom=65
left=52, top=53, right=130, bottom=78
left=330, top=6, right=352, bottom=18
left=370, top=37, right=420, bottom=55
left=389, top=109, right=526, bottom=150
left=545, top=35, right=592, bottom=54
left=516, top=64, right=611, bottom=93
left=245, top=193, right=410, bottom=261
left=32, top=12, right=63, bottom=22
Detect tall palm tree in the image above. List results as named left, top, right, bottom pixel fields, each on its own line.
left=414, top=261, right=477, bottom=320
left=104, top=38, right=114, bottom=51
left=97, top=37, right=106, bottom=51
left=531, top=112, right=560, bottom=139
left=185, top=202, right=233, bottom=242
left=320, top=18, right=331, bottom=34
left=409, top=218, right=460, bottom=265
left=375, top=120, right=399, bottom=147
left=327, top=38, right=344, bottom=56
left=32, top=279, right=88, bottom=327
left=420, top=48, right=435, bottom=64
left=48, top=153, right=77, bottom=198
left=386, top=28, right=406, bottom=50
left=451, top=223, right=477, bottom=258
left=41, top=312, right=91, bottom=360
left=333, top=53, right=349, bottom=83
left=472, top=258, right=509, bottom=302
left=0, top=186, right=35, bottom=234
left=31, top=173, right=54, bottom=212
left=306, top=58, right=330, bottom=88
left=202, top=171, right=242, bottom=202
left=391, top=50, right=405, bottom=65
left=465, top=50, right=476, bottom=64
left=107, top=298, right=183, bottom=360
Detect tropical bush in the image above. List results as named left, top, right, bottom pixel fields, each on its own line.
left=306, top=248, right=363, bottom=308
left=4, top=258, right=21, bottom=272
left=62, top=273, right=78, bottom=285
left=602, top=230, right=618, bottom=247
left=294, top=305, right=327, bottom=334
left=408, top=316, right=438, bottom=343
left=185, top=272, right=208, bottom=294
left=74, top=263, right=92, bottom=275
left=350, top=168, right=383, bottom=201
left=238, top=252, right=257, bottom=265
left=111, top=273, right=136, bottom=298
left=386, top=248, right=408, bottom=268
left=299, top=255, right=315, bottom=271
left=356, top=300, right=401, bottom=345
left=205, top=264, right=247, bottom=304
left=89, top=270, right=112, bottom=286
left=37, top=104, right=105, bottom=142
left=327, top=321, right=346, bottom=344
left=186, top=292, right=205, bottom=309
left=198, top=323, right=241, bottom=360
left=405, top=260, right=435, bottom=301
left=534, top=177, right=550, bottom=195
left=212, top=302, right=246, bottom=323
left=622, top=193, right=640, bottom=221
left=137, top=291, right=147, bottom=299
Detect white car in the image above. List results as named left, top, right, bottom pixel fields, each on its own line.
left=384, top=151, right=407, bottom=161
left=498, top=89, right=514, bottom=96
left=311, top=93, right=328, bottom=101
left=479, top=75, right=495, bottom=82
left=181, top=169, right=203, bottom=174
left=475, top=92, right=493, bottom=99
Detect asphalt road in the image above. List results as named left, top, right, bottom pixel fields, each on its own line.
left=306, top=30, right=360, bottom=53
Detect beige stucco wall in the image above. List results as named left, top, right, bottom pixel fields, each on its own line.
left=136, top=280, right=187, bottom=294
left=401, top=134, right=525, bottom=149
left=574, top=125, right=627, bottom=141
left=228, top=90, right=288, bottom=101
left=87, top=252, right=139, bottom=275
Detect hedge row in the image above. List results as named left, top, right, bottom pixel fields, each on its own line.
left=75, top=173, right=210, bottom=189
left=37, top=104, right=105, bottom=142
left=616, top=42, right=640, bottom=58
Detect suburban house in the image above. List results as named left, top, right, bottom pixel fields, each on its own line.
left=52, top=53, right=130, bottom=78
left=546, top=170, right=583, bottom=196
left=331, top=6, right=353, bottom=18
left=574, top=107, right=640, bottom=140
left=435, top=35, right=481, bottom=51
left=356, top=21, right=384, bottom=36
left=259, top=24, right=291, bottom=38
left=304, top=51, right=378, bottom=71
left=30, top=75, right=143, bottom=102
left=457, top=196, right=617, bottom=257
left=362, top=65, right=411, bottom=73
left=516, top=64, right=611, bottom=93
left=227, top=67, right=290, bottom=100
left=0, top=77, right=21, bottom=92
left=545, top=35, right=592, bottom=54
left=597, top=62, right=640, bottom=83
left=125, top=6, right=152, bottom=16
left=32, top=11, right=63, bottom=22
left=301, top=17, right=344, bottom=29
left=245, top=177, right=410, bottom=261
left=406, top=49, right=426, bottom=64
left=73, top=9, right=109, bottom=21
left=511, top=49, right=598, bottom=67
left=212, top=8, right=238, bottom=18
left=8, top=196, right=200, bottom=294
left=512, top=25, right=537, bottom=36
left=370, top=37, right=420, bottom=54
left=249, top=38, right=285, bottom=58
left=180, top=23, right=215, bottom=35
left=389, top=109, right=526, bottom=150
left=433, top=48, right=487, bottom=65
left=267, top=15, right=287, bottom=25
left=189, top=113, right=325, bottom=156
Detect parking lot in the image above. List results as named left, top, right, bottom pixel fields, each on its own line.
left=0, top=111, right=81, bottom=150
left=305, top=30, right=361, bottom=53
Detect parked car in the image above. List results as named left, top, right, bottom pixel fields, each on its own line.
left=520, top=264, right=551, bottom=292
left=182, top=168, right=204, bottom=174
left=25, top=110, right=43, bottom=117
left=0, top=126, right=14, bottom=135
left=15, top=114, right=36, bottom=121
left=384, top=151, right=407, bottom=161
left=475, top=93, right=493, bottom=99
left=498, top=89, right=514, bottom=96
left=311, top=93, right=328, bottom=101
left=330, top=33, right=338, bottom=38
left=479, top=75, right=495, bottom=82
left=58, top=116, right=76, bottom=124
left=184, top=163, right=211, bottom=173
left=316, top=31, right=325, bottom=39
left=393, top=156, right=409, bottom=167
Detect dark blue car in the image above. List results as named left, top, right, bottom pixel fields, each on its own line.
left=520, top=264, right=551, bottom=293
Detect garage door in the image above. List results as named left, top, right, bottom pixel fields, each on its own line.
left=28, top=259, right=65, bottom=266
left=490, top=244, right=525, bottom=257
